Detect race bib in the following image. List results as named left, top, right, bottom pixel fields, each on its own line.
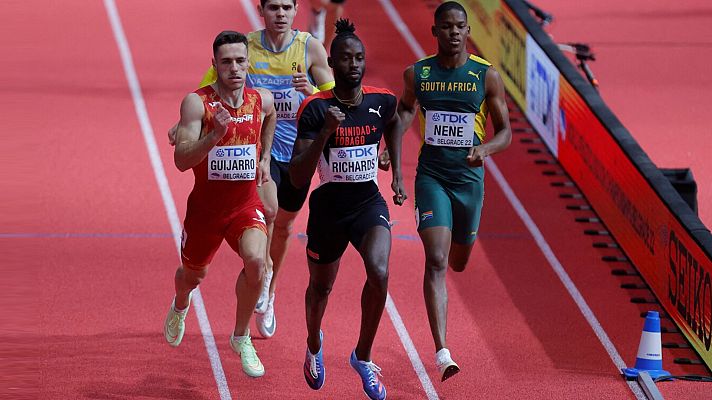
left=322, top=144, right=378, bottom=183
left=208, top=144, right=256, bottom=181
left=423, top=110, right=475, bottom=147
left=273, top=88, right=300, bottom=121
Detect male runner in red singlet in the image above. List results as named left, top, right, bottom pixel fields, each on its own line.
left=163, top=31, right=277, bottom=378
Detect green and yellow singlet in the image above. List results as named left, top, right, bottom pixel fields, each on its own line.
left=414, top=54, right=491, bottom=184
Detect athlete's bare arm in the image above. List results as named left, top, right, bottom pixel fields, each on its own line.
left=256, top=87, right=276, bottom=186
left=307, top=38, right=333, bottom=88
left=379, top=99, right=408, bottom=206
left=289, top=106, right=344, bottom=188
left=291, top=39, right=333, bottom=95
left=168, top=67, right=217, bottom=145
left=466, top=67, right=511, bottom=166
left=381, top=66, right=418, bottom=201
left=174, top=93, right=229, bottom=171
left=396, top=66, right=419, bottom=128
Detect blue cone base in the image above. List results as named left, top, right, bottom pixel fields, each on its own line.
left=622, top=367, right=670, bottom=380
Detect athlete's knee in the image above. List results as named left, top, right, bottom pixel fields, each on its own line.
left=263, top=203, right=277, bottom=226
left=177, top=264, right=208, bottom=287
left=424, top=250, right=448, bottom=274
left=308, top=280, right=333, bottom=298
left=242, top=254, right=266, bottom=287
left=273, top=213, right=296, bottom=238
left=259, top=187, right=278, bottom=225
left=364, top=256, right=389, bottom=292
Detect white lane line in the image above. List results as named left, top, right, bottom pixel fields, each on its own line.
left=487, top=162, right=645, bottom=399
left=377, top=0, right=427, bottom=60
left=386, top=294, right=439, bottom=400
left=239, top=0, right=264, bottom=30
left=102, top=1, right=232, bottom=398
left=377, top=0, right=646, bottom=398
left=235, top=1, right=438, bottom=398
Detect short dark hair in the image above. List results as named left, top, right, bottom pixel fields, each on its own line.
left=212, top=31, right=248, bottom=56
left=260, top=0, right=297, bottom=7
left=434, top=1, right=467, bottom=22
left=329, top=18, right=362, bottom=55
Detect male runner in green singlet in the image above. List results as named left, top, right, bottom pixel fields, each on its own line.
left=386, top=1, right=512, bottom=382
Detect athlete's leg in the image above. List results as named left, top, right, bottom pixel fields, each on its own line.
left=415, top=172, right=454, bottom=352
left=354, top=224, right=390, bottom=361
left=348, top=201, right=390, bottom=400
left=305, top=259, right=340, bottom=354
left=174, top=216, right=224, bottom=309
left=304, top=195, right=349, bottom=353
left=419, top=227, right=452, bottom=352
left=233, top=227, right=267, bottom=336
left=174, top=263, right=209, bottom=309
left=309, top=0, right=328, bottom=42
left=324, top=0, right=345, bottom=48
left=166, top=216, right=223, bottom=347
left=448, top=179, right=484, bottom=272
left=269, top=208, right=298, bottom=295
left=166, top=263, right=209, bottom=347
left=254, top=164, right=280, bottom=314
left=421, top=226, right=461, bottom=381
left=268, top=159, right=308, bottom=296
left=309, top=0, right=327, bottom=11
left=448, top=243, right=474, bottom=272
left=258, top=179, right=278, bottom=273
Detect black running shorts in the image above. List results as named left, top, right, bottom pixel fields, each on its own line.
left=305, top=192, right=390, bottom=264
left=270, top=158, right=309, bottom=213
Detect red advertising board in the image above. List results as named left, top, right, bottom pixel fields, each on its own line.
left=557, top=79, right=712, bottom=366
left=453, top=0, right=712, bottom=369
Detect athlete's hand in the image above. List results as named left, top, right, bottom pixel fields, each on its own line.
left=378, top=149, right=391, bottom=171
left=292, top=64, right=313, bottom=96
left=256, top=157, right=271, bottom=187
left=212, top=103, right=231, bottom=141
left=466, top=145, right=488, bottom=167
left=168, top=123, right=178, bottom=146
left=321, top=106, right=345, bottom=137
left=391, top=175, right=407, bottom=206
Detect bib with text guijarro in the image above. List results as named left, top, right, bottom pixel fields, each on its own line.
left=322, top=144, right=378, bottom=184
left=208, top=144, right=256, bottom=181
left=424, top=110, right=475, bottom=147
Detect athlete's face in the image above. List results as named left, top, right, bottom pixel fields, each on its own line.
left=259, top=0, right=297, bottom=34
left=212, top=42, right=249, bottom=90
left=432, top=9, right=470, bottom=56
left=329, top=38, right=365, bottom=88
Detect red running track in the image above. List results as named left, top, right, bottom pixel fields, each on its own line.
left=11, top=1, right=706, bottom=399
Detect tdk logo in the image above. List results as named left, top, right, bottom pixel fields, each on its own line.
left=274, top=91, right=293, bottom=100
left=432, top=112, right=469, bottom=124
left=342, top=147, right=374, bottom=158
left=337, top=150, right=347, bottom=158
left=255, top=62, right=269, bottom=69
left=220, top=147, right=252, bottom=157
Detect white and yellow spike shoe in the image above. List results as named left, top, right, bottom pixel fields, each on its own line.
left=230, top=331, right=265, bottom=378
left=164, top=291, right=192, bottom=347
